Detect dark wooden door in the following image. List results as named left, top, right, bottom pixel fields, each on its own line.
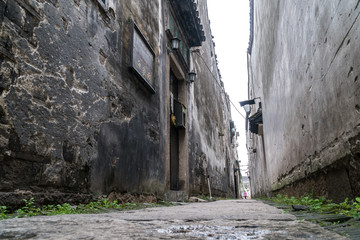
left=170, top=71, right=179, bottom=190
left=170, top=124, right=179, bottom=190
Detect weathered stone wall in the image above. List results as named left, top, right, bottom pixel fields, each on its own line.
left=0, top=0, right=236, bottom=206
left=248, top=0, right=360, bottom=201
left=188, top=1, right=237, bottom=197
left=0, top=0, right=166, bottom=206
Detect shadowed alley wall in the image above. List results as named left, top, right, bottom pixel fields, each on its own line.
left=0, top=0, right=237, bottom=207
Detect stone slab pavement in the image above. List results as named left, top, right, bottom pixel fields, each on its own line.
left=0, top=200, right=347, bottom=239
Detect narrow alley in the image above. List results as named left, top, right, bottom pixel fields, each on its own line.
left=0, top=200, right=346, bottom=239
left=0, top=0, right=359, bottom=239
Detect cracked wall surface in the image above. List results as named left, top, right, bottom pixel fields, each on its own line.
left=0, top=0, right=166, bottom=207
left=0, top=0, right=237, bottom=207
left=248, top=0, right=360, bottom=201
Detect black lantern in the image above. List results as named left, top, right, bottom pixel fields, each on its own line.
left=171, top=37, right=180, bottom=50
left=188, top=71, right=196, bottom=83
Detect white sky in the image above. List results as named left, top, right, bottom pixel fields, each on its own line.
left=207, top=0, right=250, bottom=175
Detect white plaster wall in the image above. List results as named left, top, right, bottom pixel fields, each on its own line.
left=249, top=0, right=360, bottom=196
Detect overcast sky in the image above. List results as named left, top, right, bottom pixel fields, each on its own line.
left=207, top=0, right=250, bottom=175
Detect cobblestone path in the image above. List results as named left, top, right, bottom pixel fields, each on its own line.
left=0, top=200, right=347, bottom=239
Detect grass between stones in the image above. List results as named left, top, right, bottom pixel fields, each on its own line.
left=0, top=197, right=174, bottom=220
left=264, top=194, right=360, bottom=219
left=261, top=195, right=360, bottom=239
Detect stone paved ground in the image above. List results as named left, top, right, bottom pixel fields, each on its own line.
left=263, top=200, right=360, bottom=239
left=0, top=200, right=348, bottom=239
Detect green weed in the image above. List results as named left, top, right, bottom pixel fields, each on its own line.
left=0, top=197, right=174, bottom=220
left=0, top=206, right=7, bottom=220
left=268, top=194, right=360, bottom=218
left=16, top=198, right=41, bottom=218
